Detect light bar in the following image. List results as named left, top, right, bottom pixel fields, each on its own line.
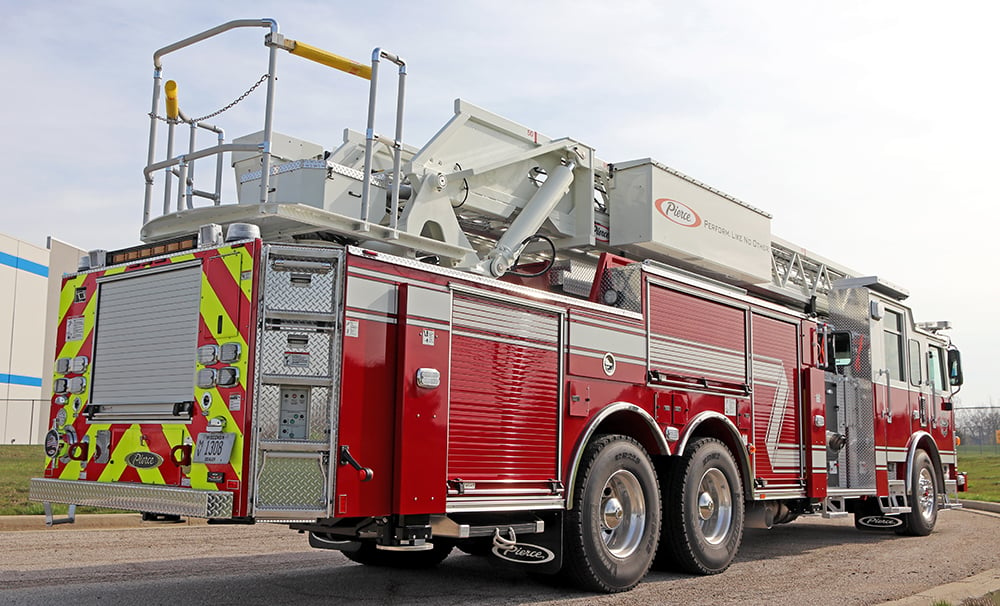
left=106, top=234, right=199, bottom=267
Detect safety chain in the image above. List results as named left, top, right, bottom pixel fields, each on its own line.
left=149, top=73, right=270, bottom=123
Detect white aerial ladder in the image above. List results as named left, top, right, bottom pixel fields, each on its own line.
left=140, top=18, right=891, bottom=316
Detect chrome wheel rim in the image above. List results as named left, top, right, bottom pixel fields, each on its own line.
left=917, top=466, right=936, bottom=522
left=600, top=469, right=646, bottom=558
left=697, top=468, right=733, bottom=545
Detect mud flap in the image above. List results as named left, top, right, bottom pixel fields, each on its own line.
left=855, top=515, right=905, bottom=531
left=487, top=511, right=563, bottom=575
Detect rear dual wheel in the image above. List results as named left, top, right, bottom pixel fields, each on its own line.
left=658, top=437, right=744, bottom=574
left=563, top=434, right=661, bottom=593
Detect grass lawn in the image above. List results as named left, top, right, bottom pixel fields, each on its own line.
left=957, top=447, right=1000, bottom=503
left=0, top=445, right=124, bottom=516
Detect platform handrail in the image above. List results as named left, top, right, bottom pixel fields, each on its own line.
left=144, top=19, right=280, bottom=224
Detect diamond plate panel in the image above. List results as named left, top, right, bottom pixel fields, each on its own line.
left=828, top=287, right=876, bottom=489
left=263, top=249, right=338, bottom=315
left=29, top=478, right=233, bottom=518
left=255, top=453, right=327, bottom=511
left=259, top=327, right=333, bottom=378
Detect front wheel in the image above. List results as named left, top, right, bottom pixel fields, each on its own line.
left=896, top=449, right=938, bottom=536
left=660, top=437, right=744, bottom=574
left=563, top=434, right=661, bottom=593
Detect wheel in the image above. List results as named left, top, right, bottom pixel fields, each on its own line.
left=896, top=449, right=938, bottom=536
left=660, top=437, right=744, bottom=574
left=342, top=539, right=453, bottom=568
left=563, top=434, right=661, bottom=593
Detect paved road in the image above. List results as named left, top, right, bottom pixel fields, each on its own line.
left=2, top=508, right=999, bottom=605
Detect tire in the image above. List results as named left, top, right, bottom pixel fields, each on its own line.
left=661, top=437, right=744, bottom=574
left=563, top=434, right=661, bottom=593
left=342, top=539, right=453, bottom=569
left=896, top=449, right=938, bottom=536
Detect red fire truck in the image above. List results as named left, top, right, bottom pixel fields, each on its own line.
left=30, top=19, right=965, bottom=593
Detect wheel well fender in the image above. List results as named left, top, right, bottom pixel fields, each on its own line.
left=564, top=402, right=670, bottom=504
left=676, top=412, right=753, bottom=501
left=906, top=431, right=945, bottom=492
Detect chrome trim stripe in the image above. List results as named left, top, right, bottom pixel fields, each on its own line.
left=569, top=347, right=645, bottom=366
left=446, top=497, right=565, bottom=513
left=569, top=311, right=646, bottom=336
left=345, top=309, right=398, bottom=325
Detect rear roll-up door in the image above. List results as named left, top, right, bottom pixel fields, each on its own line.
left=90, top=263, right=202, bottom=412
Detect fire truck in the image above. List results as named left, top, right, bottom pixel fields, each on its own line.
left=30, top=19, right=965, bottom=592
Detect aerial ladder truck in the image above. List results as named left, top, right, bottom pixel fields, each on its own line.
left=31, top=19, right=965, bottom=593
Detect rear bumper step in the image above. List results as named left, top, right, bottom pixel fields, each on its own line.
left=29, top=478, right=233, bottom=519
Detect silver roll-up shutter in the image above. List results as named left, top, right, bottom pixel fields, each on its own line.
left=90, top=264, right=202, bottom=406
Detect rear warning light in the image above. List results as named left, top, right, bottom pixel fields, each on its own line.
left=217, top=367, right=240, bottom=388
left=197, top=369, right=217, bottom=389
left=69, top=356, right=88, bottom=373
left=67, top=377, right=86, bottom=394
left=197, top=345, right=219, bottom=365
left=219, top=343, right=242, bottom=363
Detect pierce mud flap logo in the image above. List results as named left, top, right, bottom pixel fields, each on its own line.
left=492, top=542, right=555, bottom=565
left=655, top=198, right=702, bottom=227
left=857, top=515, right=903, bottom=529
left=492, top=528, right=555, bottom=565
left=125, top=451, right=164, bottom=470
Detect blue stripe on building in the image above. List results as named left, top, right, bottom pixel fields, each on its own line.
left=0, top=251, right=48, bottom=278
left=0, top=373, right=44, bottom=388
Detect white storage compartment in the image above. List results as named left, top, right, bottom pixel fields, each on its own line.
left=609, top=159, right=773, bottom=284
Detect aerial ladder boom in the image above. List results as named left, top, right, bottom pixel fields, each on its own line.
left=137, top=21, right=896, bottom=315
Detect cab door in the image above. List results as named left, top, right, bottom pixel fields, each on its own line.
left=906, top=339, right=929, bottom=432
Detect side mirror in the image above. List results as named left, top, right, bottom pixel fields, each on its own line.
left=829, top=331, right=852, bottom=368
left=947, top=349, right=964, bottom=387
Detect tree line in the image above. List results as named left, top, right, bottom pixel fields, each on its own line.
left=956, top=406, right=1000, bottom=452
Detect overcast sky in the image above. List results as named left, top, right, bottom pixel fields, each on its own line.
left=3, top=1, right=996, bottom=407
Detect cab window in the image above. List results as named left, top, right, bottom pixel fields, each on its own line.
left=883, top=309, right=905, bottom=381
left=928, top=346, right=947, bottom=392
left=908, top=340, right=923, bottom=387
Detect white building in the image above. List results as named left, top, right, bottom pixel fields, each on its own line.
left=0, top=233, right=84, bottom=444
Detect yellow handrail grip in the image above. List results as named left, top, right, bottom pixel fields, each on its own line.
left=284, top=39, right=372, bottom=80
left=164, top=80, right=179, bottom=119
